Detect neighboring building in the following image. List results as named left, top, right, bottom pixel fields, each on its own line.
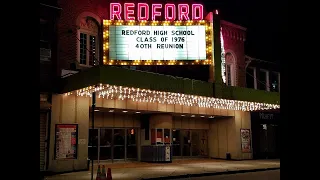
left=40, top=0, right=61, bottom=172
left=245, top=56, right=280, bottom=159
left=250, top=110, right=280, bottom=159
left=42, top=0, right=280, bottom=173
left=221, top=20, right=247, bottom=87
left=245, top=55, right=280, bottom=92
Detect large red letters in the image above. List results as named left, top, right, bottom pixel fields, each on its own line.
left=110, top=3, right=204, bottom=21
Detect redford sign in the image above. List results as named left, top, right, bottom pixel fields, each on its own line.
left=110, top=3, right=204, bottom=21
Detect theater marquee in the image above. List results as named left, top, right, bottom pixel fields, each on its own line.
left=103, top=3, right=213, bottom=66
left=109, top=25, right=206, bottom=61
left=103, top=20, right=212, bottom=65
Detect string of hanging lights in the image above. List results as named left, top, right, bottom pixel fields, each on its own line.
left=64, top=84, right=280, bottom=112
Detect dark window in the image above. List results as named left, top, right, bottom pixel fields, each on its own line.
left=258, top=70, right=267, bottom=90
left=40, top=22, right=50, bottom=48
left=246, top=68, right=255, bottom=89
left=269, top=72, right=279, bottom=92
left=226, top=64, right=232, bottom=86
left=80, top=33, right=87, bottom=65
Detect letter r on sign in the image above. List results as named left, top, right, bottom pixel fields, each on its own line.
left=110, top=3, right=122, bottom=20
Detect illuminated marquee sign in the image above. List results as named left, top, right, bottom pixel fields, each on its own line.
left=103, top=3, right=212, bottom=66
left=108, top=25, right=206, bottom=61
left=110, top=3, right=204, bottom=21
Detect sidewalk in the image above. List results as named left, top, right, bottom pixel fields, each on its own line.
left=45, top=159, right=280, bottom=180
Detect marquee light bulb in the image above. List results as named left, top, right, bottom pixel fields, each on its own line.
left=221, top=27, right=226, bottom=83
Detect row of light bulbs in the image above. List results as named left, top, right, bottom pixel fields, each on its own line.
left=103, top=20, right=209, bottom=26
left=102, top=59, right=213, bottom=65
left=65, top=84, right=280, bottom=112
left=220, top=28, right=226, bottom=83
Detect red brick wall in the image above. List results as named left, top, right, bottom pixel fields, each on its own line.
left=57, top=0, right=110, bottom=72
left=221, top=21, right=247, bottom=87
left=57, top=0, right=246, bottom=87
left=57, top=0, right=210, bottom=73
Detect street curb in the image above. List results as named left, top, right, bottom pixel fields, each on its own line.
left=141, top=167, right=280, bottom=180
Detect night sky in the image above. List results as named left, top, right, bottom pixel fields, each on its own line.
left=203, top=0, right=286, bottom=64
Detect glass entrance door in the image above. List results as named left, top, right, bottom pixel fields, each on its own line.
left=113, top=129, right=125, bottom=159
left=191, top=131, right=201, bottom=156
left=171, top=129, right=208, bottom=158
left=88, top=128, right=138, bottom=161
left=181, top=130, right=191, bottom=156
left=191, top=130, right=208, bottom=156
left=126, top=128, right=137, bottom=159
left=172, top=130, right=181, bottom=156
left=100, top=129, right=112, bottom=160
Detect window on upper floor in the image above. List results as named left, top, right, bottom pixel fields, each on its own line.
left=246, top=67, right=256, bottom=89
left=258, top=69, right=268, bottom=91
left=269, top=72, right=280, bottom=92
left=40, top=20, right=50, bottom=49
left=78, top=17, right=99, bottom=67
left=225, top=52, right=236, bottom=86
left=225, top=64, right=232, bottom=86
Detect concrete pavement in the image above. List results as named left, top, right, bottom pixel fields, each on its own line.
left=45, top=159, right=280, bottom=180
left=173, top=169, right=280, bottom=180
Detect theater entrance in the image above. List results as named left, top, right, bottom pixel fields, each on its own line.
left=171, top=129, right=208, bottom=157
left=88, top=128, right=138, bottom=162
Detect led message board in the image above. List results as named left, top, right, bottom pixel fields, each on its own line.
left=103, top=20, right=213, bottom=65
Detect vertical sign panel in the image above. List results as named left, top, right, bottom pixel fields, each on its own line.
left=240, top=129, right=252, bottom=153
left=54, top=124, right=78, bottom=159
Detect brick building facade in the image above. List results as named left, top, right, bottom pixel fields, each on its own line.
left=40, top=0, right=280, bottom=173
left=57, top=0, right=247, bottom=88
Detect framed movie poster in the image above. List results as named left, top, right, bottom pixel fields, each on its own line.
left=240, top=129, right=251, bottom=153
left=54, top=124, right=78, bottom=159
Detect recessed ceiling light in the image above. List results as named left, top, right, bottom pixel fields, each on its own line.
left=209, top=116, right=215, bottom=118
left=200, top=115, right=205, bottom=118
left=191, top=115, right=195, bottom=117
left=123, top=110, right=128, bottom=113
left=94, top=109, right=99, bottom=112
left=181, top=114, right=185, bottom=116
left=136, top=111, right=141, bottom=113
left=109, top=109, right=114, bottom=112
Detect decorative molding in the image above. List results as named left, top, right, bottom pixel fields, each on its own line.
left=79, top=18, right=99, bottom=32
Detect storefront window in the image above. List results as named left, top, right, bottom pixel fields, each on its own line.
left=156, top=129, right=163, bottom=144
left=151, top=128, right=168, bottom=145
left=151, top=129, right=156, bottom=145
left=164, top=129, right=171, bottom=144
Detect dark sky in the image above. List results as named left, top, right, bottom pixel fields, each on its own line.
left=203, top=0, right=286, bottom=64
